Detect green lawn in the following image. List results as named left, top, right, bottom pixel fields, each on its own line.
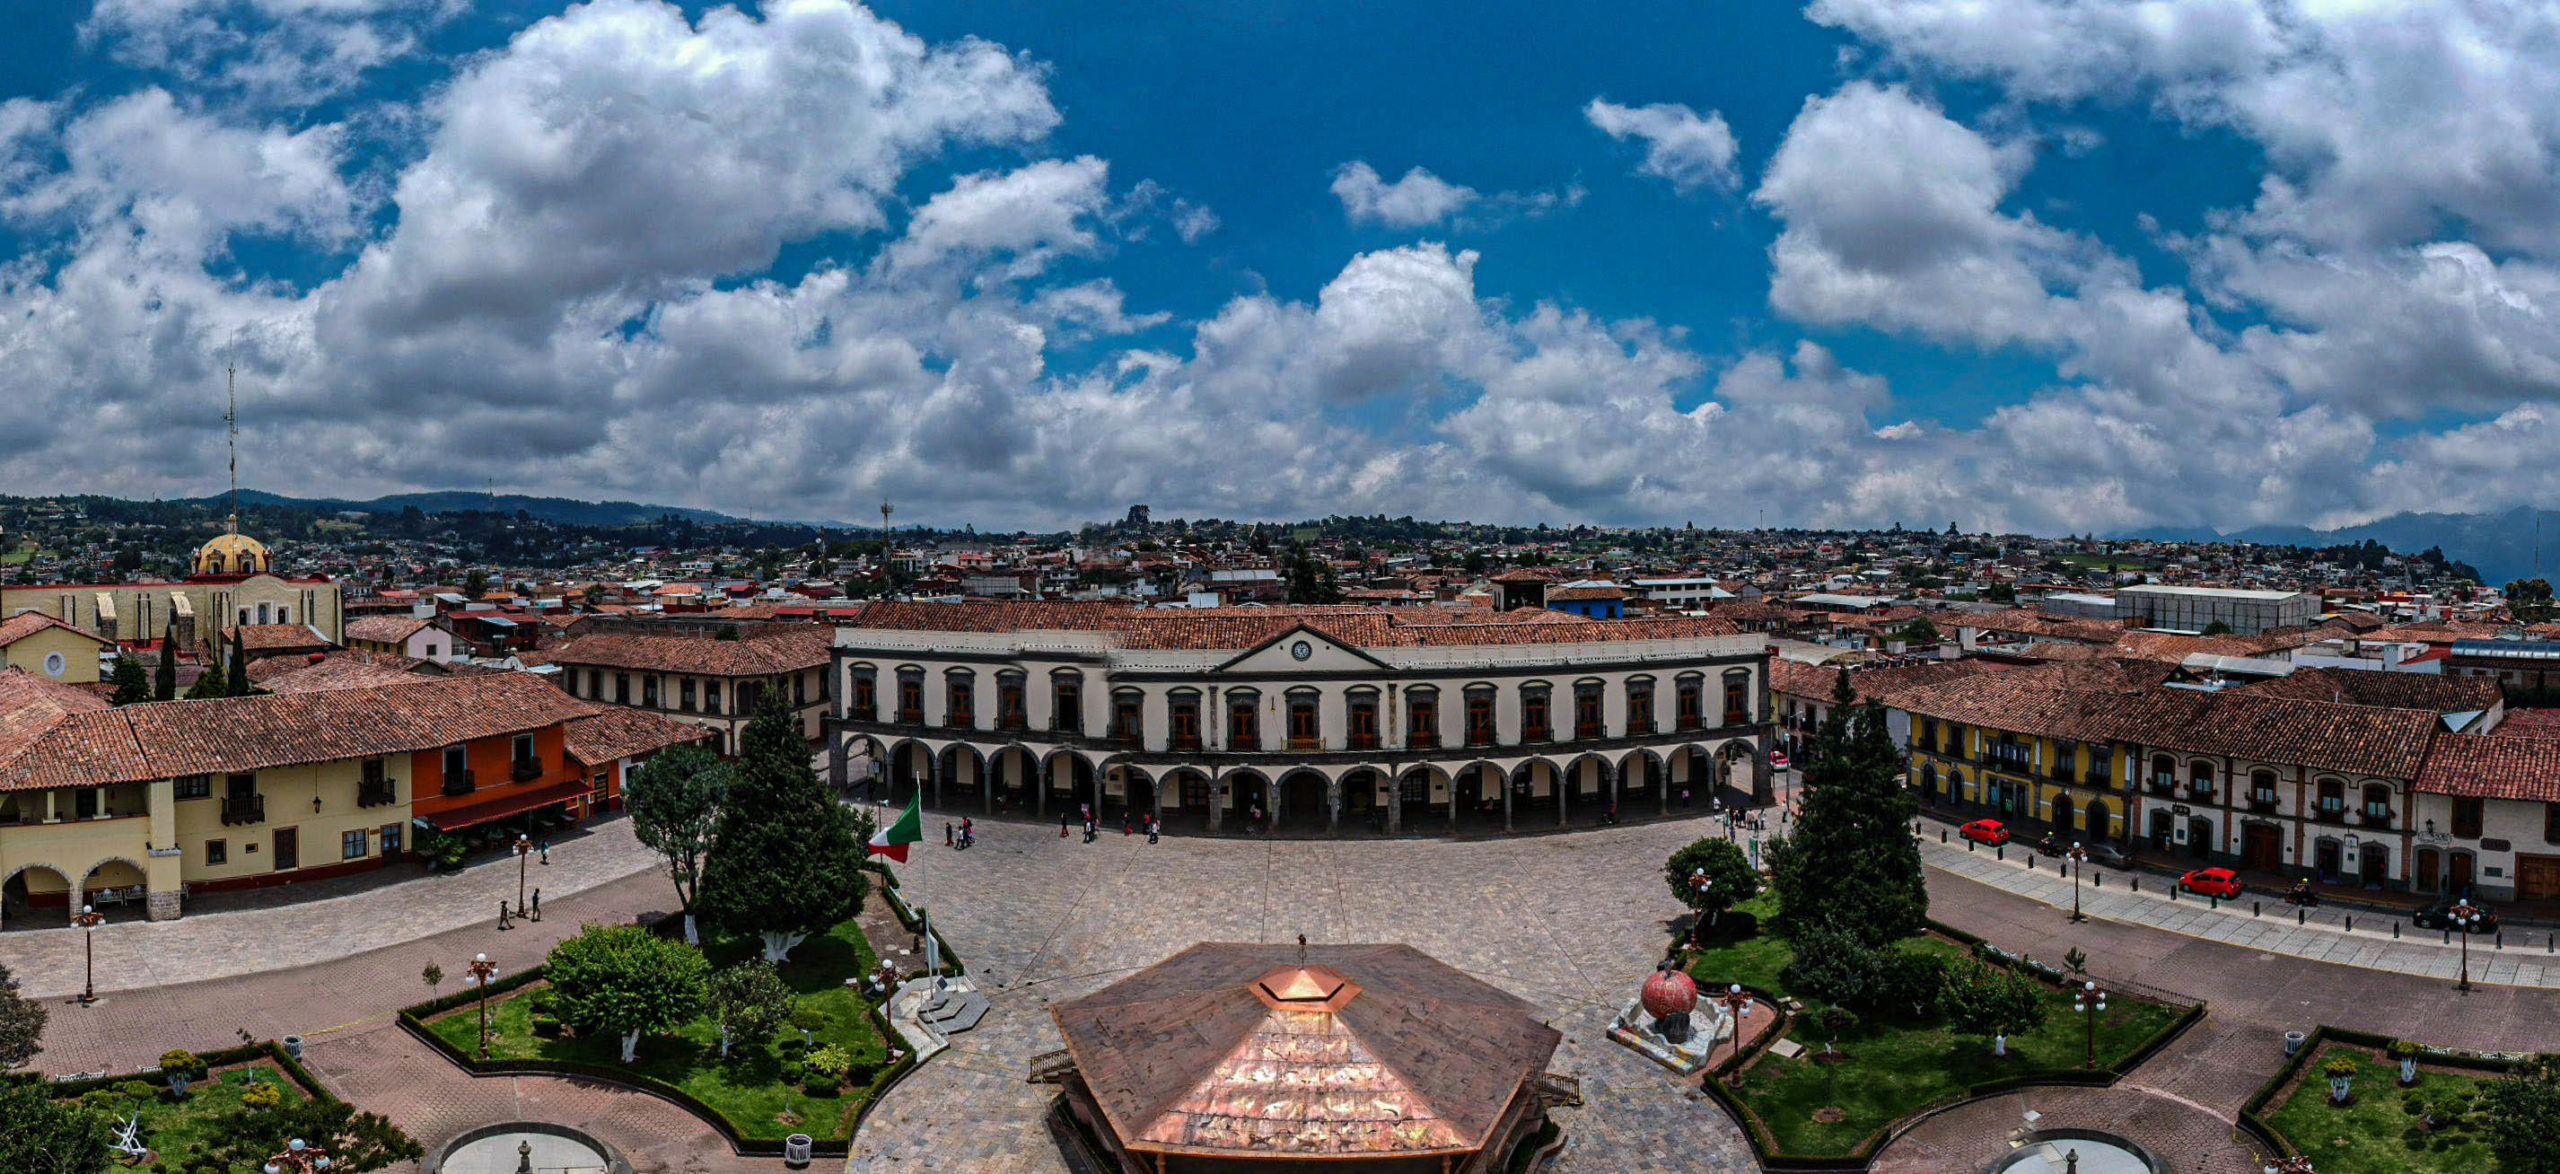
left=424, top=918, right=891, bottom=1142
left=61, top=1062, right=310, bottom=1172
left=2266, top=1047, right=2497, bottom=1174
left=1685, top=898, right=2186, bottom=1156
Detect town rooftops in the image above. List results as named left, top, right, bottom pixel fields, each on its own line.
left=343, top=615, right=438, bottom=644
left=0, top=673, right=600, bottom=792
left=551, top=626, right=835, bottom=676
left=563, top=706, right=716, bottom=765
left=2419, top=733, right=2560, bottom=803
left=837, top=600, right=1740, bottom=652
left=220, top=624, right=335, bottom=654
left=0, top=611, right=113, bottom=649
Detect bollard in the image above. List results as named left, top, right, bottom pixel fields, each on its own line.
left=2547, top=934, right=2553, bottom=954
left=1941, top=828, right=1949, bottom=843
left=2211, top=894, right=2220, bottom=911
left=2298, top=907, right=2305, bottom=926
left=2131, top=876, right=2139, bottom=893
left=1970, top=838, right=1977, bottom=852
left=1998, top=844, right=2006, bottom=861
left=2497, top=931, right=2504, bottom=950
left=2444, top=929, right=2451, bottom=945
left=2094, top=872, right=2103, bottom=888
left=2169, top=883, right=2177, bottom=902
left=2028, top=855, right=2035, bottom=871
left=2393, top=921, right=2400, bottom=939
left=2253, top=901, right=2261, bottom=917
left=2344, top=916, right=2352, bottom=933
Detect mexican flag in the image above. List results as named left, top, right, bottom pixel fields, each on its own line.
left=867, top=792, right=924, bottom=863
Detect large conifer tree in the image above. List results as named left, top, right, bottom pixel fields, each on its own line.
left=1767, top=674, right=1927, bottom=947
left=224, top=629, right=250, bottom=695
left=152, top=620, right=177, bottom=701
left=696, top=692, right=867, bottom=961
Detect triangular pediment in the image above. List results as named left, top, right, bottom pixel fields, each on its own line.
left=1215, top=624, right=1393, bottom=674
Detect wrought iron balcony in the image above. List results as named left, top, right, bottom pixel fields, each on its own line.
left=219, top=794, right=265, bottom=827
left=443, top=769, right=478, bottom=798
left=357, top=781, right=398, bottom=809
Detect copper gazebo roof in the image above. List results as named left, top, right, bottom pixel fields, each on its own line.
left=1049, top=942, right=1562, bottom=1160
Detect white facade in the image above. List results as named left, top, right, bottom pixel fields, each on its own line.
left=827, top=622, right=1772, bottom=835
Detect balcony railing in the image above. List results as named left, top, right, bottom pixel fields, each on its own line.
left=2312, top=805, right=2348, bottom=825
left=898, top=708, right=925, bottom=725
left=1349, top=732, right=1380, bottom=752
left=444, top=769, right=478, bottom=798
left=2360, top=811, right=2395, bottom=829
left=2247, top=794, right=2280, bottom=814
left=1287, top=736, right=1322, bottom=752
left=1575, top=722, right=1604, bottom=741
left=358, top=781, right=398, bottom=809
left=511, top=758, right=543, bottom=784
left=2146, top=776, right=2175, bottom=796
left=1523, top=726, right=1552, bottom=743
left=219, top=794, right=265, bottom=827
left=1408, top=732, right=1442, bottom=750
left=2186, top=786, right=2218, bottom=804
left=1170, top=734, right=1202, bottom=752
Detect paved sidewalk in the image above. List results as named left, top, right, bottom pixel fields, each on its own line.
left=0, top=817, right=661, bottom=999
left=1922, top=835, right=2560, bottom=987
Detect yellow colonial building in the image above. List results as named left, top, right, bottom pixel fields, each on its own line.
left=0, top=611, right=113, bottom=684
left=0, top=525, right=343, bottom=650
left=0, top=669, right=600, bottom=924
left=1896, top=667, right=2143, bottom=843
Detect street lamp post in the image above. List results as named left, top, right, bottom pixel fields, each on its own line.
left=460, top=952, right=500, bottom=1058
left=512, top=836, right=534, bottom=920
left=73, top=904, right=104, bottom=1005
left=1716, top=983, right=1753, bottom=1075
left=2449, top=898, right=2485, bottom=992
left=2065, top=841, right=2091, bottom=923
left=2073, top=980, right=2107, bottom=1068
left=263, top=1137, right=332, bottom=1174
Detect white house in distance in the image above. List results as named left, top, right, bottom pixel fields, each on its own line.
left=342, top=615, right=465, bottom=664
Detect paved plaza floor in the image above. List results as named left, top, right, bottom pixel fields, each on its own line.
left=14, top=805, right=2560, bottom=1174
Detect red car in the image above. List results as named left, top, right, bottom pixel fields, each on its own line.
left=2180, top=867, right=2243, bottom=899
left=1960, top=819, right=2010, bottom=846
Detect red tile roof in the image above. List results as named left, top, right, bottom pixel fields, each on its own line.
left=221, top=624, right=335, bottom=654
left=0, top=611, right=111, bottom=649
left=344, top=616, right=436, bottom=644
left=550, top=627, right=834, bottom=676
left=841, top=601, right=1736, bottom=650
left=0, top=674, right=599, bottom=792
left=565, top=707, right=717, bottom=765
left=2419, top=733, right=2560, bottom=802
left=2242, top=668, right=2501, bottom=715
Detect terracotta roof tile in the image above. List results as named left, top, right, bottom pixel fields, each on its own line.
left=565, top=706, right=715, bottom=765
left=344, top=616, right=435, bottom=644
left=551, top=627, right=833, bottom=676
left=2419, top=733, right=2560, bottom=802
left=2242, top=668, right=2501, bottom=715
left=0, top=611, right=111, bottom=648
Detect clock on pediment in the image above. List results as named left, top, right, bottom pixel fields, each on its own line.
left=1290, top=639, right=1313, bottom=661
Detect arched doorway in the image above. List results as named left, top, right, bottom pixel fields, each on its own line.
left=2050, top=793, right=2075, bottom=837
left=887, top=741, right=934, bottom=808
left=1564, top=755, right=1612, bottom=826
left=1, top=865, right=72, bottom=930
left=80, top=859, right=149, bottom=924
left=1225, top=770, right=1272, bottom=832
left=1338, top=768, right=1383, bottom=833
left=1717, top=743, right=1754, bottom=805
left=1671, top=746, right=1712, bottom=811
left=937, top=744, right=987, bottom=812
left=1394, top=766, right=1443, bottom=833
left=1045, top=751, right=1097, bottom=823
left=1450, top=764, right=1502, bottom=833
left=990, top=746, right=1039, bottom=815
left=1109, top=764, right=1158, bottom=827
left=1279, top=770, right=1332, bottom=834
left=1161, top=767, right=1213, bottom=832
left=2085, top=797, right=2114, bottom=842
left=1619, top=750, right=1663, bottom=815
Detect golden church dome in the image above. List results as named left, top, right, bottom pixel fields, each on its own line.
left=192, top=531, right=270, bottom=576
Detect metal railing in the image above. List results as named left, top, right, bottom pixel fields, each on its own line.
left=219, top=794, right=264, bottom=826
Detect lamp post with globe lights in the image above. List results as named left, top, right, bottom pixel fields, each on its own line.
left=264, top=1138, right=331, bottom=1174
left=512, top=835, right=534, bottom=920
left=460, top=952, right=500, bottom=1058
left=73, top=904, right=105, bottom=1005
left=2448, top=898, right=2486, bottom=992
left=2063, top=841, right=2091, bottom=923
left=2073, top=980, right=2107, bottom=1068
left=1714, top=983, right=1753, bottom=1075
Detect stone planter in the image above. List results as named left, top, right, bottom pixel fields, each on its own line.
left=282, top=1036, right=305, bottom=1061
left=783, top=1134, right=813, bottom=1168
left=2283, top=1031, right=2306, bottom=1056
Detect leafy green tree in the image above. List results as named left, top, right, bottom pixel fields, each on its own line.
left=462, top=568, right=489, bottom=600
left=183, top=638, right=229, bottom=700
left=107, top=656, right=149, bottom=706
left=2508, top=578, right=2558, bottom=624
left=1285, top=543, right=1342, bottom=604
left=0, top=1082, right=109, bottom=1174
left=706, top=960, right=796, bottom=1059
left=626, top=745, right=729, bottom=945
left=697, top=693, right=868, bottom=961
left=224, top=629, right=249, bottom=695
left=1767, top=675, right=1927, bottom=948
left=543, top=924, right=710, bottom=1062
left=201, top=1096, right=422, bottom=1173
left=1780, top=922, right=1883, bottom=1009
left=151, top=621, right=176, bottom=701
left=2199, top=620, right=2235, bottom=637
left=1897, top=616, right=1940, bottom=647
left=0, top=962, right=45, bottom=1071
left=2488, top=1055, right=2560, bottom=1172
left=1937, top=958, right=2045, bottom=1056
left=1664, top=838, right=1758, bottom=940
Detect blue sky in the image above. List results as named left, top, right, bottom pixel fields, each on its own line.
left=4, top=0, right=2560, bottom=535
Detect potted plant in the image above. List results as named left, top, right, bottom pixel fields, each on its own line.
left=2389, top=1039, right=2422, bottom=1086
left=2324, top=1054, right=2360, bottom=1105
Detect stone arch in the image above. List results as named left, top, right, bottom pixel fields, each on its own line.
left=1098, top=758, right=1158, bottom=825
left=936, top=742, right=989, bottom=811
left=2085, top=795, right=2115, bottom=841
left=1275, top=767, right=1336, bottom=833
left=1224, top=768, right=1275, bottom=829
left=77, top=857, right=149, bottom=923
left=1391, top=762, right=1450, bottom=832
left=1, top=863, right=72, bottom=929
left=1159, top=765, right=1214, bottom=828
left=989, top=744, right=1041, bottom=812
left=1617, top=746, right=1667, bottom=812
left=1446, top=760, right=1506, bottom=832
left=885, top=738, right=935, bottom=807
left=1043, top=748, right=1099, bottom=821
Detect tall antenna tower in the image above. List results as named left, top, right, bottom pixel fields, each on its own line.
left=224, top=362, right=240, bottom=535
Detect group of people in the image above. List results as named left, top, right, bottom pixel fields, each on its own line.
left=943, top=818, right=976, bottom=849
left=1057, top=803, right=1164, bottom=844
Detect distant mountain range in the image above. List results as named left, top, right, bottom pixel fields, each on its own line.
left=2117, top=506, right=2560, bottom=587
left=207, top=489, right=754, bottom=528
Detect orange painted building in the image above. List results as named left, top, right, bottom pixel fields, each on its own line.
left=409, top=720, right=595, bottom=834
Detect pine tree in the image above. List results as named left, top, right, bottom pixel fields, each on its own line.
left=152, top=621, right=177, bottom=701
left=184, top=638, right=229, bottom=700
left=696, top=692, right=867, bottom=962
left=108, top=655, right=149, bottom=706
left=225, top=629, right=250, bottom=695
left=1767, top=674, right=1927, bottom=948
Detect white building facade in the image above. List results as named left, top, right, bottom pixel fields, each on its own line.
left=825, top=605, right=1773, bottom=835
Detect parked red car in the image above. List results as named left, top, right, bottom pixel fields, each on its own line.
left=2179, top=867, right=2244, bottom=899
left=1961, top=819, right=2010, bottom=846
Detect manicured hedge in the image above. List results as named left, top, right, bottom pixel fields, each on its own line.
left=398, top=965, right=916, bottom=1157
left=36, top=1040, right=330, bottom=1103
left=2237, top=1024, right=2531, bottom=1161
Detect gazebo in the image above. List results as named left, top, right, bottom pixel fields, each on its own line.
left=1032, top=942, right=1576, bottom=1174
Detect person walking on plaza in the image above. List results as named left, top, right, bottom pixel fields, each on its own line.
left=1060, top=810, right=1071, bottom=837
left=497, top=900, right=512, bottom=931
left=945, top=821, right=954, bottom=847
left=1122, top=813, right=1132, bottom=835
left=1147, top=816, right=1161, bottom=845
